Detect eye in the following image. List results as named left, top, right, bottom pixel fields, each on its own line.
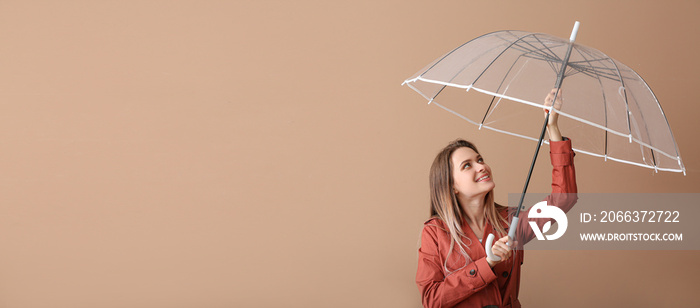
left=462, top=162, right=470, bottom=170
left=478, top=157, right=484, bottom=163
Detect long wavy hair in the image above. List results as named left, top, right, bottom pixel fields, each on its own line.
left=428, top=139, right=508, bottom=274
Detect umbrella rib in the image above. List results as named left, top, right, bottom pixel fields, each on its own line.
left=516, top=50, right=562, bottom=76
left=607, top=58, right=634, bottom=144
left=563, top=54, right=622, bottom=80
left=547, top=58, right=559, bottom=76
left=569, top=47, right=620, bottom=79
left=515, top=36, right=567, bottom=60
left=519, top=51, right=563, bottom=63
left=574, top=48, right=649, bottom=83
left=434, top=90, right=680, bottom=163
left=516, top=38, right=565, bottom=75
left=510, top=40, right=563, bottom=63
left=578, top=45, right=635, bottom=144
left=488, top=124, right=681, bottom=172
left=568, top=61, right=620, bottom=71
left=568, top=66, right=620, bottom=81
left=482, top=96, right=498, bottom=127
left=569, top=57, right=616, bottom=65
left=626, top=90, right=659, bottom=170
left=518, top=50, right=562, bottom=65
left=571, top=146, right=683, bottom=172
left=415, top=33, right=494, bottom=79
left=503, top=34, right=560, bottom=57
left=568, top=49, right=625, bottom=81
left=465, top=85, right=680, bottom=161
left=573, top=46, right=610, bottom=160
left=470, top=33, right=541, bottom=87
left=406, top=31, right=523, bottom=93
left=564, top=66, right=579, bottom=78
left=484, top=33, right=565, bottom=84
left=630, top=68, right=685, bottom=172
left=518, top=52, right=566, bottom=76
left=480, top=54, right=531, bottom=126
left=573, top=61, right=619, bottom=73
left=418, top=77, right=684, bottom=170
left=562, top=65, right=617, bottom=80
left=477, top=123, right=683, bottom=172
left=531, top=35, right=564, bottom=61
left=479, top=123, right=684, bottom=173
left=419, top=31, right=528, bottom=105
left=531, top=35, right=567, bottom=75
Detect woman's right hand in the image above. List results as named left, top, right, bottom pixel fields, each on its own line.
left=486, top=236, right=512, bottom=267
left=544, top=88, right=563, bottom=142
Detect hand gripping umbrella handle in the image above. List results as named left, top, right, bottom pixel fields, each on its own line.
left=485, top=217, right=518, bottom=262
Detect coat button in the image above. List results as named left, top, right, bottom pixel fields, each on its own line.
left=502, top=271, right=509, bottom=278
left=469, top=269, right=476, bottom=276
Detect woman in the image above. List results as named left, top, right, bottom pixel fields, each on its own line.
left=416, top=89, right=578, bottom=308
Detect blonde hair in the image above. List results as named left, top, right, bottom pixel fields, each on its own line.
left=428, top=139, right=508, bottom=275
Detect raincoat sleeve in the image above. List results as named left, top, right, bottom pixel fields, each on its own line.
left=416, top=223, right=497, bottom=308
left=516, top=137, right=578, bottom=243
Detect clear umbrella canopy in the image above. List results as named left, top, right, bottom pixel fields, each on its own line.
left=404, top=30, right=685, bottom=174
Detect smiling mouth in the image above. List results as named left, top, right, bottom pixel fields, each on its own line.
left=476, top=174, right=490, bottom=182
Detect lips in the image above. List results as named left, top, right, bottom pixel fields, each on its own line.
left=476, top=174, right=491, bottom=182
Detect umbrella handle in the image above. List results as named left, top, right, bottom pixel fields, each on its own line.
left=485, top=217, right=519, bottom=262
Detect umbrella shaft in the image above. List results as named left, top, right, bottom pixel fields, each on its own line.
left=554, top=36, right=577, bottom=89
left=514, top=112, right=550, bottom=218
left=515, top=38, right=576, bottom=218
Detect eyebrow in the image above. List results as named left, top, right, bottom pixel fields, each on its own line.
left=459, top=155, right=482, bottom=168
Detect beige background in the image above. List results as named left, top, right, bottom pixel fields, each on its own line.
left=0, top=0, right=698, bottom=307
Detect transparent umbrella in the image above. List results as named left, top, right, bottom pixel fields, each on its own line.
left=403, top=22, right=684, bottom=174
left=402, top=21, right=685, bottom=260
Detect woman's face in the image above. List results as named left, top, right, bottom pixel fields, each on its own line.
left=451, top=146, right=495, bottom=200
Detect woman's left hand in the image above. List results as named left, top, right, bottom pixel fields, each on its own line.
left=486, top=236, right=513, bottom=267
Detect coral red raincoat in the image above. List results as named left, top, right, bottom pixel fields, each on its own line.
left=416, top=138, right=578, bottom=308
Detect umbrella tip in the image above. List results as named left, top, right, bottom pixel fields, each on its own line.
left=570, top=21, right=581, bottom=42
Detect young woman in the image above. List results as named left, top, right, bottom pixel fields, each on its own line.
left=416, top=90, right=578, bottom=308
